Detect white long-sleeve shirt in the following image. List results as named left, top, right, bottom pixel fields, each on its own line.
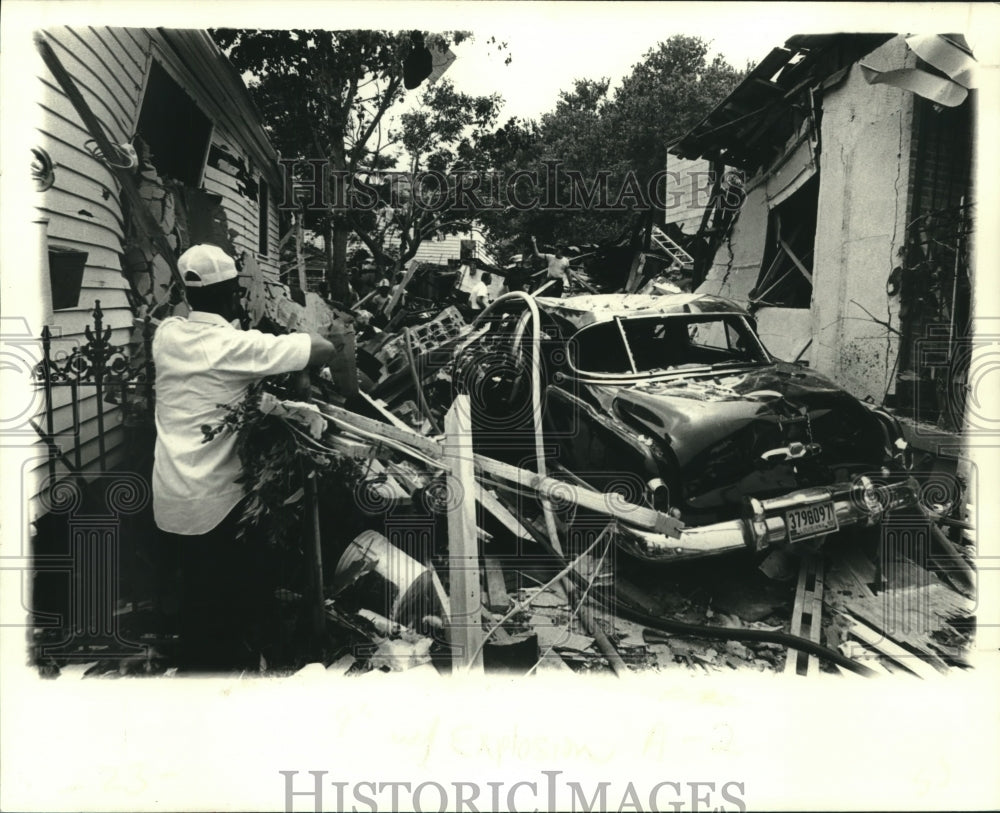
left=152, top=311, right=311, bottom=535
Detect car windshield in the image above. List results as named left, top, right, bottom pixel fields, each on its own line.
left=569, top=314, right=768, bottom=375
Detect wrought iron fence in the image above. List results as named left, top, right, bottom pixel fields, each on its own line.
left=30, top=301, right=158, bottom=658
left=33, top=300, right=155, bottom=482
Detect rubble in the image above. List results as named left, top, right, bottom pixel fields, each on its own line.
left=190, top=296, right=978, bottom=679
left=39, top=247, right=976, bottom=682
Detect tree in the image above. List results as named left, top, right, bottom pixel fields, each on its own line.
left=470, top=35, right=745, bottom=255
left=211, top=29, right=501, bottom=301
left=349, top=79, right=502, bottom=276
left=610, top=36, right=745, bottom=184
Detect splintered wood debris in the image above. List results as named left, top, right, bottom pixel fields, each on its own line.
left=271, top=306, right=978, bottom=679
left=50, top=298, right=976, bottom=681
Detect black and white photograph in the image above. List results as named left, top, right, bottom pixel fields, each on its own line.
left=1, top=2, right=998, bottom=810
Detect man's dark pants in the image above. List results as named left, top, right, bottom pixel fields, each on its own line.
left=160, top=501, right=275, bottom=672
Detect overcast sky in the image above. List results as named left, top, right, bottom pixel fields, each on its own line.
left=5, top=1, right=987, bottom=125
left=433, top=25, right=797, bottom=122
left=389, top=2, right=986, bottom=123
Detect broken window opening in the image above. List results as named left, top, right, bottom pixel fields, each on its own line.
left=135, top=60, right=212, bottom=187
left=751, top=175, right=819, bottom=309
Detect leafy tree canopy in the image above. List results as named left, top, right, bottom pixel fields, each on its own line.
left=470, top=35, right=746, bottom=260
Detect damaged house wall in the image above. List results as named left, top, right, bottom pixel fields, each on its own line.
left=30, top=27, right=283, bottom=517
left=682, top=36, right=917, bottom=404
left=809, top=37, right=915, bottom=402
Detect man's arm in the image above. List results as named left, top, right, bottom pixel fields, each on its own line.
left=307, top=333, right=336, bottom=367
left=530, top=236, right=545, bottom=260
left=291, top=335, right=337, bottom=398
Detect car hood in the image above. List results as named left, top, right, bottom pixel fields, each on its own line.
left=601, top=361, right=878, bottom=468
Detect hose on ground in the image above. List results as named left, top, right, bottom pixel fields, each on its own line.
left=520, top=521, right=878, bottom=678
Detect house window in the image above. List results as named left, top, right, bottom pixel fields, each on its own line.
left=135, top=61, right=212, bottom=186
left=48, top=247, right=88, bottom=311
left=258, top=177, right=269, bottom=256
left=750, top=175, right=819, bottom=308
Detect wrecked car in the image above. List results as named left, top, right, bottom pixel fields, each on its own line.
left=452, top=292, right=918, bottom=560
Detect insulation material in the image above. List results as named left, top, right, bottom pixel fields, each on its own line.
left=905, top=34, right=977, bottom=88
left=754, top=307, right=812, bottom=362
left=695, top=184, right=769, bottom=304
left=859, top=64, right=968, bottom=108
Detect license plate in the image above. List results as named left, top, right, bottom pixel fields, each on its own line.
left=786, top=501, right=839, bottom=542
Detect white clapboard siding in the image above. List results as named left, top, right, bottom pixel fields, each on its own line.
left=31, top=26, right=283, bottom=519
left=394, top=229, right=497, bottom=268
left=32, top=26, right=145, bottom=509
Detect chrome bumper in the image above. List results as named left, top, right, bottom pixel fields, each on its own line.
left=618, top=477, right=920, bottom=561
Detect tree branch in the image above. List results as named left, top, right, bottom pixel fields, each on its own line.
left=350, top=74, right=403, bottom=172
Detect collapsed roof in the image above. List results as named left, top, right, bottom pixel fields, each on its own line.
left=669, top=34, right=895, bottom=172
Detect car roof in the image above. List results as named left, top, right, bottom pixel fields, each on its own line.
left=533, top=293, right=748, bottom=330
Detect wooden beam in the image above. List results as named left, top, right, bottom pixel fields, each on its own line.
left=383, top=261, right=421, bottom=318
left=476, top=483, right=533, bottom=541
left=483, top=556, right=511, bottom=613
left=313, top=397, right=682, bottom=537
left=357, top=391, right=415, bottom=433
left=311, top=399, right=444, bottom=461
left=304, top=474, right=326, bottom=660
left=785, top=553, right=824, bottom=677
left=778, top=237, right=813, bottom=283
left=445, top=395, right=484, bottom=673
left=838, top=612, right=941, bottom=680
left=474, top=453, right=683, bottom=538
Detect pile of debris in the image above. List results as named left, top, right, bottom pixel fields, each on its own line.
left=263, top=297, right=976, bottom=681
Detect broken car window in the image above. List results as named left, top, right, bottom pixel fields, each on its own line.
left=571, top=315, right=767, bottom=375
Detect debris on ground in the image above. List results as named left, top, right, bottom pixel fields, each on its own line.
left=44, top=284, right=976, bottom=681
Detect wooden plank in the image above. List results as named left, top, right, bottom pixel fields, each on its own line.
left=445, top=395, right=484, bottom=673
left=474, top=453, right=683, bottom=537
left=785, top=553, right=823, bottom=676
left=311, top=399, right=444, bottom=462
left=778, top=237, right=813, bottom=284
left=825, top=550, right=961, bottom=671
left=838, top=612, right=941, bottom=680
left=359, top=392, right=414, bottom=432
left=475, top=483, right=533, bottom=541
left=483, top=556, right=510, bottom=614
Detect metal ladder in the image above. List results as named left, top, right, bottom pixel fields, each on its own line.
left=649, top=224, right=695, bottom=268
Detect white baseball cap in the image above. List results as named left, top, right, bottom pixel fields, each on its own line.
left=178, top=244, right=238, bottom=287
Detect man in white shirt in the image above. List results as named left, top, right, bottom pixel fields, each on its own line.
left=530, top=236, right=573, bottom=297
left=468, top=271, right=493, bottom=313
left=153, top=243, right=335, bottom=670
